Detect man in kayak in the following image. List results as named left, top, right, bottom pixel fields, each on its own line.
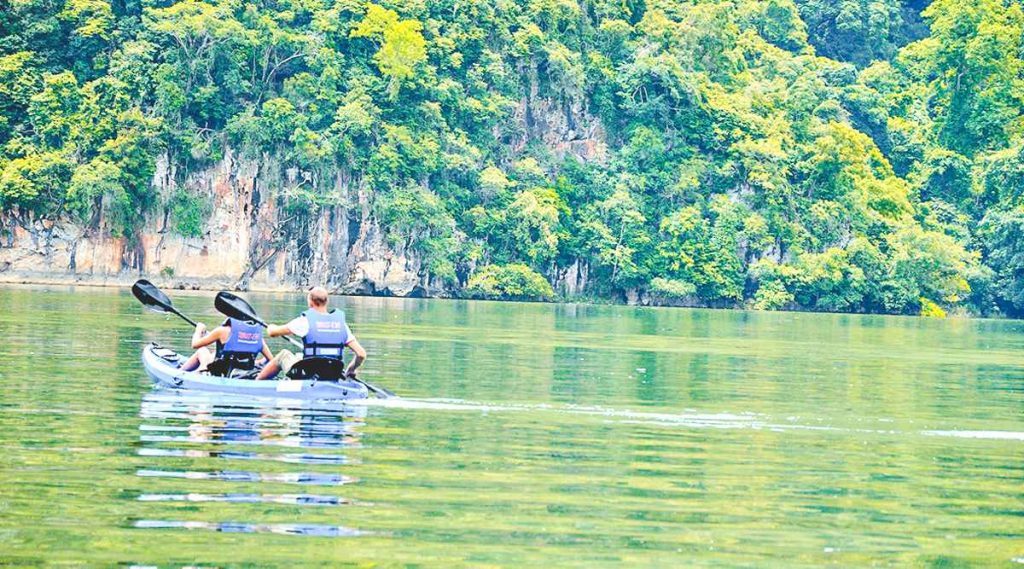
left=180, top=318, right=274, bottom=376
left=255, top=286, right=367, bottom=380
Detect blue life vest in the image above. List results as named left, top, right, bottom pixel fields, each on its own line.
left=302, top=309, right=349, bottom=359
left=217, top=317, right=264, bottom=359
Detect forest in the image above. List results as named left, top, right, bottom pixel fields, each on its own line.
left=1, top=0, right=1022, bottom=316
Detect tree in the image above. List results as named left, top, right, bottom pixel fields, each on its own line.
left=793, top=0, right=918, bottom=66
left=466, top=263, right=555, bottom=300
left=504, top=187, right=564, bottom=265
left=980, top=207, right=1024, bottom=315
left=377, top=184, right=460, bottom=284
left=0, top=151, right=74, bottom=218
left=0, top=52, right=40, bottom=145
left=918, top=0, right=1024, bottom=155
left=350, top=4, right=427, bottom=97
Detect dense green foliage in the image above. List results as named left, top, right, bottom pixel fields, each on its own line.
left=1, top=0, right=1022, bottom=315
left=467, top=263, right=555, bottom=300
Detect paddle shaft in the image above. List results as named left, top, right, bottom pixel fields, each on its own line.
left=280, top=334, right=304, bottom=349
left=245, top=314, right=304, bottom=350
left=167, top=306, right=199, bottom=328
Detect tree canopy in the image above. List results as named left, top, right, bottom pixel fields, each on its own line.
left=1, top=0, right=1023, bottom=315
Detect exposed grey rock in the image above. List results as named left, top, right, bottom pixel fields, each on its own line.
left=0, top=90, right=604, bottom=298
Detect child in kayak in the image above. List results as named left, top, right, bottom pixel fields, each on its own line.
left=255, top=286, right=367, bottom=380
left=180, top=318, right=274, bottom=376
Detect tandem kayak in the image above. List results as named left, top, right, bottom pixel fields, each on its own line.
left=141, top=343, right=369, bottom=401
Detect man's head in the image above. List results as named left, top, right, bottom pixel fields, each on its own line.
left=307, top=286, right=330, bottom=309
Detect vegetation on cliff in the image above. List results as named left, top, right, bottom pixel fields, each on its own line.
left=1, top=0, right=1022, bottom=315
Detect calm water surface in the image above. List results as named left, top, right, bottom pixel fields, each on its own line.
left=0, top=285, right=1021, bottom=566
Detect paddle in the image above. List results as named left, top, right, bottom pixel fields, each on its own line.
left=132, top=279, right=198, bottom=327
left=215, top=291, right=395, bottom=398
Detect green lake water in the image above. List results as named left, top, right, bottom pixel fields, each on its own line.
left=0, top=285, right=1021, bottom=567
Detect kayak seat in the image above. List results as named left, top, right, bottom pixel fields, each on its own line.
left=206, top=357, right=258, bottom=379
left=287, top=357, right=345, bottom=381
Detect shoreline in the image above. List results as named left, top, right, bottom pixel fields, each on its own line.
left=0, top=271, right=299, bottom=294
left=0, top=270, right=985, bottom=321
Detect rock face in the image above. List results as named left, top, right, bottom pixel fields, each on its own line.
left=0, top=146, right=438, bottom=294
left=0, top=94, right=607, bottom=296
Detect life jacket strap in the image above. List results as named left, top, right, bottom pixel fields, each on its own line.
left=303, top=341, right=346, bottom=359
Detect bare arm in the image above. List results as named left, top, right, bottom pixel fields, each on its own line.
left=191, top=324, right=226, bottom=349
left=260, top=340, right=274, bottom=361
left=345, top=338, right=366, bottom=377
left=266, top=324, right=293, bottom=337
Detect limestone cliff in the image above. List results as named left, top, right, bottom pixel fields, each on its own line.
left=0, top=91, right=608, bottom=298
left=0, top=147, right=430, bottom=295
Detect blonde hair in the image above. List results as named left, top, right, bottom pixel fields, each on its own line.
left=307, top=286, right=329, bottom=307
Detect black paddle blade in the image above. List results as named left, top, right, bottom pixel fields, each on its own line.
left=132, top=279, right=173, bottom=313
left=215, top=291, right=265, bottom=325
left=130, top=279, right=199, bottom=327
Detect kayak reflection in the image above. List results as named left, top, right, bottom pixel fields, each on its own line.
left=133, top=519, right=368, bottom=537
left=132, top=390, right=370, bottom=537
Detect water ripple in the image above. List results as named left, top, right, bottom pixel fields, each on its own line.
left=138, top=434, right=360, bottom=449
left=137, top=493, right=354, bottom=506
left=132, top=520, right=368, bottom=537
left=137, top=447, right=354, bottom=465
left=135, top=469, right=357, bottom=485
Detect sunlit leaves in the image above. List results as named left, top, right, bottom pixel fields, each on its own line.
left=67, top=158, right=129, bottom=233
left=746, top=0, right=809, bottom=52
left=28, top=72, right=82, bottom=148
left=144, top=0, right=246, bottom=65
left=802, top=122, right=911, bottom=231
left=466, top=263, right=554, bottom=300
left=885, top=224, right=973, bottom=309
left=507, top=187, right=563, bottom=264
left=351, top=4, right=427, bottom=97
left=478, top=166, right=510, bottom=201
left=0, top=150, right=73, bottom=213
left=61, top=0, right=114, bottom=40
left=544, top=41, right=585, bottom=103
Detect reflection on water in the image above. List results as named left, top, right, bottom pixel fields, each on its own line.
left=137, top=448, right=353, bottom=465
left=134, top=391, right=367, bottom=536
left=0, top=286, right=1021, bottom=566
left=132, top=519, right=367, bottom=537
left=137, top=493, right=352, bottom=506
left=135, top=469, right=356, bottom=485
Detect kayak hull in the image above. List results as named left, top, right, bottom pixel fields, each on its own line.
left=141, top=343, right=369, bottom=401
